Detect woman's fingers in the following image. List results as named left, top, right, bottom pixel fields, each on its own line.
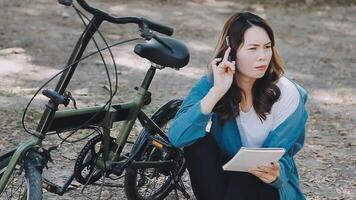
left=222, top=47, right=231, bottom=62
left=249, top=169, right=277, bottom=183
left=211, top=47, right=235, bottom=74
left=257, top=166, right=278, bottom=177
left=211, top=58, right=222, bottom=68
left=217, top=60, right=235, bottom=73
left=219, top=47, right=233, bottom=67
left=258, top=163, right=280, bottom=171
left=258, top=165, right=273, bottom=171
left=230, top=61, right=236, bottom=73
left=272, top=162, right=280, bottom=170
left=259, top=165, right=279, bottom=176
left=249, top=163, right=280, bottom=184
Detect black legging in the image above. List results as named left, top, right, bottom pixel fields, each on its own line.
left=183, top=134, right=280, bottom=200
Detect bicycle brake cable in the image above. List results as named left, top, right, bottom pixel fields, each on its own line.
left=55, top=5, right=121, bottom=144
left=21, top=35, right=140, bottom=138
left=46, top=4, right=144, bottom=144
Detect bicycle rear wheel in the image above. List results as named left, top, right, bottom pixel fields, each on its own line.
left=124, top=99, right=184, bottom=200
left=0, top=150, right=43, bottom=200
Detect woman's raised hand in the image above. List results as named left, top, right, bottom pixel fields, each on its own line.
left=200, top=47, right=236, bottom=115
left=211, top=47, right=236, bottom=96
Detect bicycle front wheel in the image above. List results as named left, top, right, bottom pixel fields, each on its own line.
left=0, top=150, right=43, bottom=200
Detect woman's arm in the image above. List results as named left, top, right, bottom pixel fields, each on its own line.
left=169, top=48, right=235, bottom=148
left=262, top=81, right=308, bottom=188
left=168, top=76, right=214, bottom=147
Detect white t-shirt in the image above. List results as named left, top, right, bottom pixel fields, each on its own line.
left=236, top=76, right=300, bottom=147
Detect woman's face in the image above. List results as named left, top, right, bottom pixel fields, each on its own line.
left=235, top=26, right=272, bottom=81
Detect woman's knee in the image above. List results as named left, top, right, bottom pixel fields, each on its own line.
left=183, top=133, right=222, bottom=168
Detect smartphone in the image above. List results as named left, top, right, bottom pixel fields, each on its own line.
left=225, top=36, right=232, bottom=62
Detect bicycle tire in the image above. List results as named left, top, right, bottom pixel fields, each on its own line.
left=0, top=150, right=43, bottom=200
left=124, top=99, right=183, bottom=200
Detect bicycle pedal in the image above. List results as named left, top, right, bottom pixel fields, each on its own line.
left=42, top=180, right=54, bottom=192
left=42, top=179, right=60, bottom=194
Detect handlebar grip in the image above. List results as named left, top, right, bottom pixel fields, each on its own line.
left=76, top=0, right=174, bottom=36
left=58, top=0, right=72, bottom=6
left=142, top=18, right=174, bottom=36
left=42, top=89, right=69, bottom=106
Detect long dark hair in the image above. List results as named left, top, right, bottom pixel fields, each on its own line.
left=209, top=12, right=284, bottom=124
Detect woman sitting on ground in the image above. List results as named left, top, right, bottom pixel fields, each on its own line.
left=168, top=11, right=308, bottom=200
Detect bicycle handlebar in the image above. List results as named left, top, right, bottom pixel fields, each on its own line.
left=76, top=0, right=174, bottom=36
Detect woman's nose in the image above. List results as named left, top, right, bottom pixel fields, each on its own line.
left=258, top=49, right=267, bottom=61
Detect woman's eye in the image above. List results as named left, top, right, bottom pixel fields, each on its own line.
left=248, top=48, right=256, bottom=50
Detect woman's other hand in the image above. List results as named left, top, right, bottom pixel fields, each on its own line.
left=248, top=162, right=280, bottom=184
left=211, top=47, right=236, bottom=96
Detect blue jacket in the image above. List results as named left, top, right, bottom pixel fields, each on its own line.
left=168, top=75, right=308, bottom=200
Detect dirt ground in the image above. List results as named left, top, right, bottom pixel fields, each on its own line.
left=0, top=0, right=355, bottom=199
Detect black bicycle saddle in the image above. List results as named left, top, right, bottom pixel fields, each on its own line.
left=134, top=37, right=189, bottom=69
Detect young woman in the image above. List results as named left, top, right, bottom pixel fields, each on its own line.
left=168, top=12, right=308, bottom=200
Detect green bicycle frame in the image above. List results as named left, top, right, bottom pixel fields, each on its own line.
left=0, top=14, right=176, bottom=193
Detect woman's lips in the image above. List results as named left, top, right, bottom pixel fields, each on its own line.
left=255, top=65, right=267, bottom=70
